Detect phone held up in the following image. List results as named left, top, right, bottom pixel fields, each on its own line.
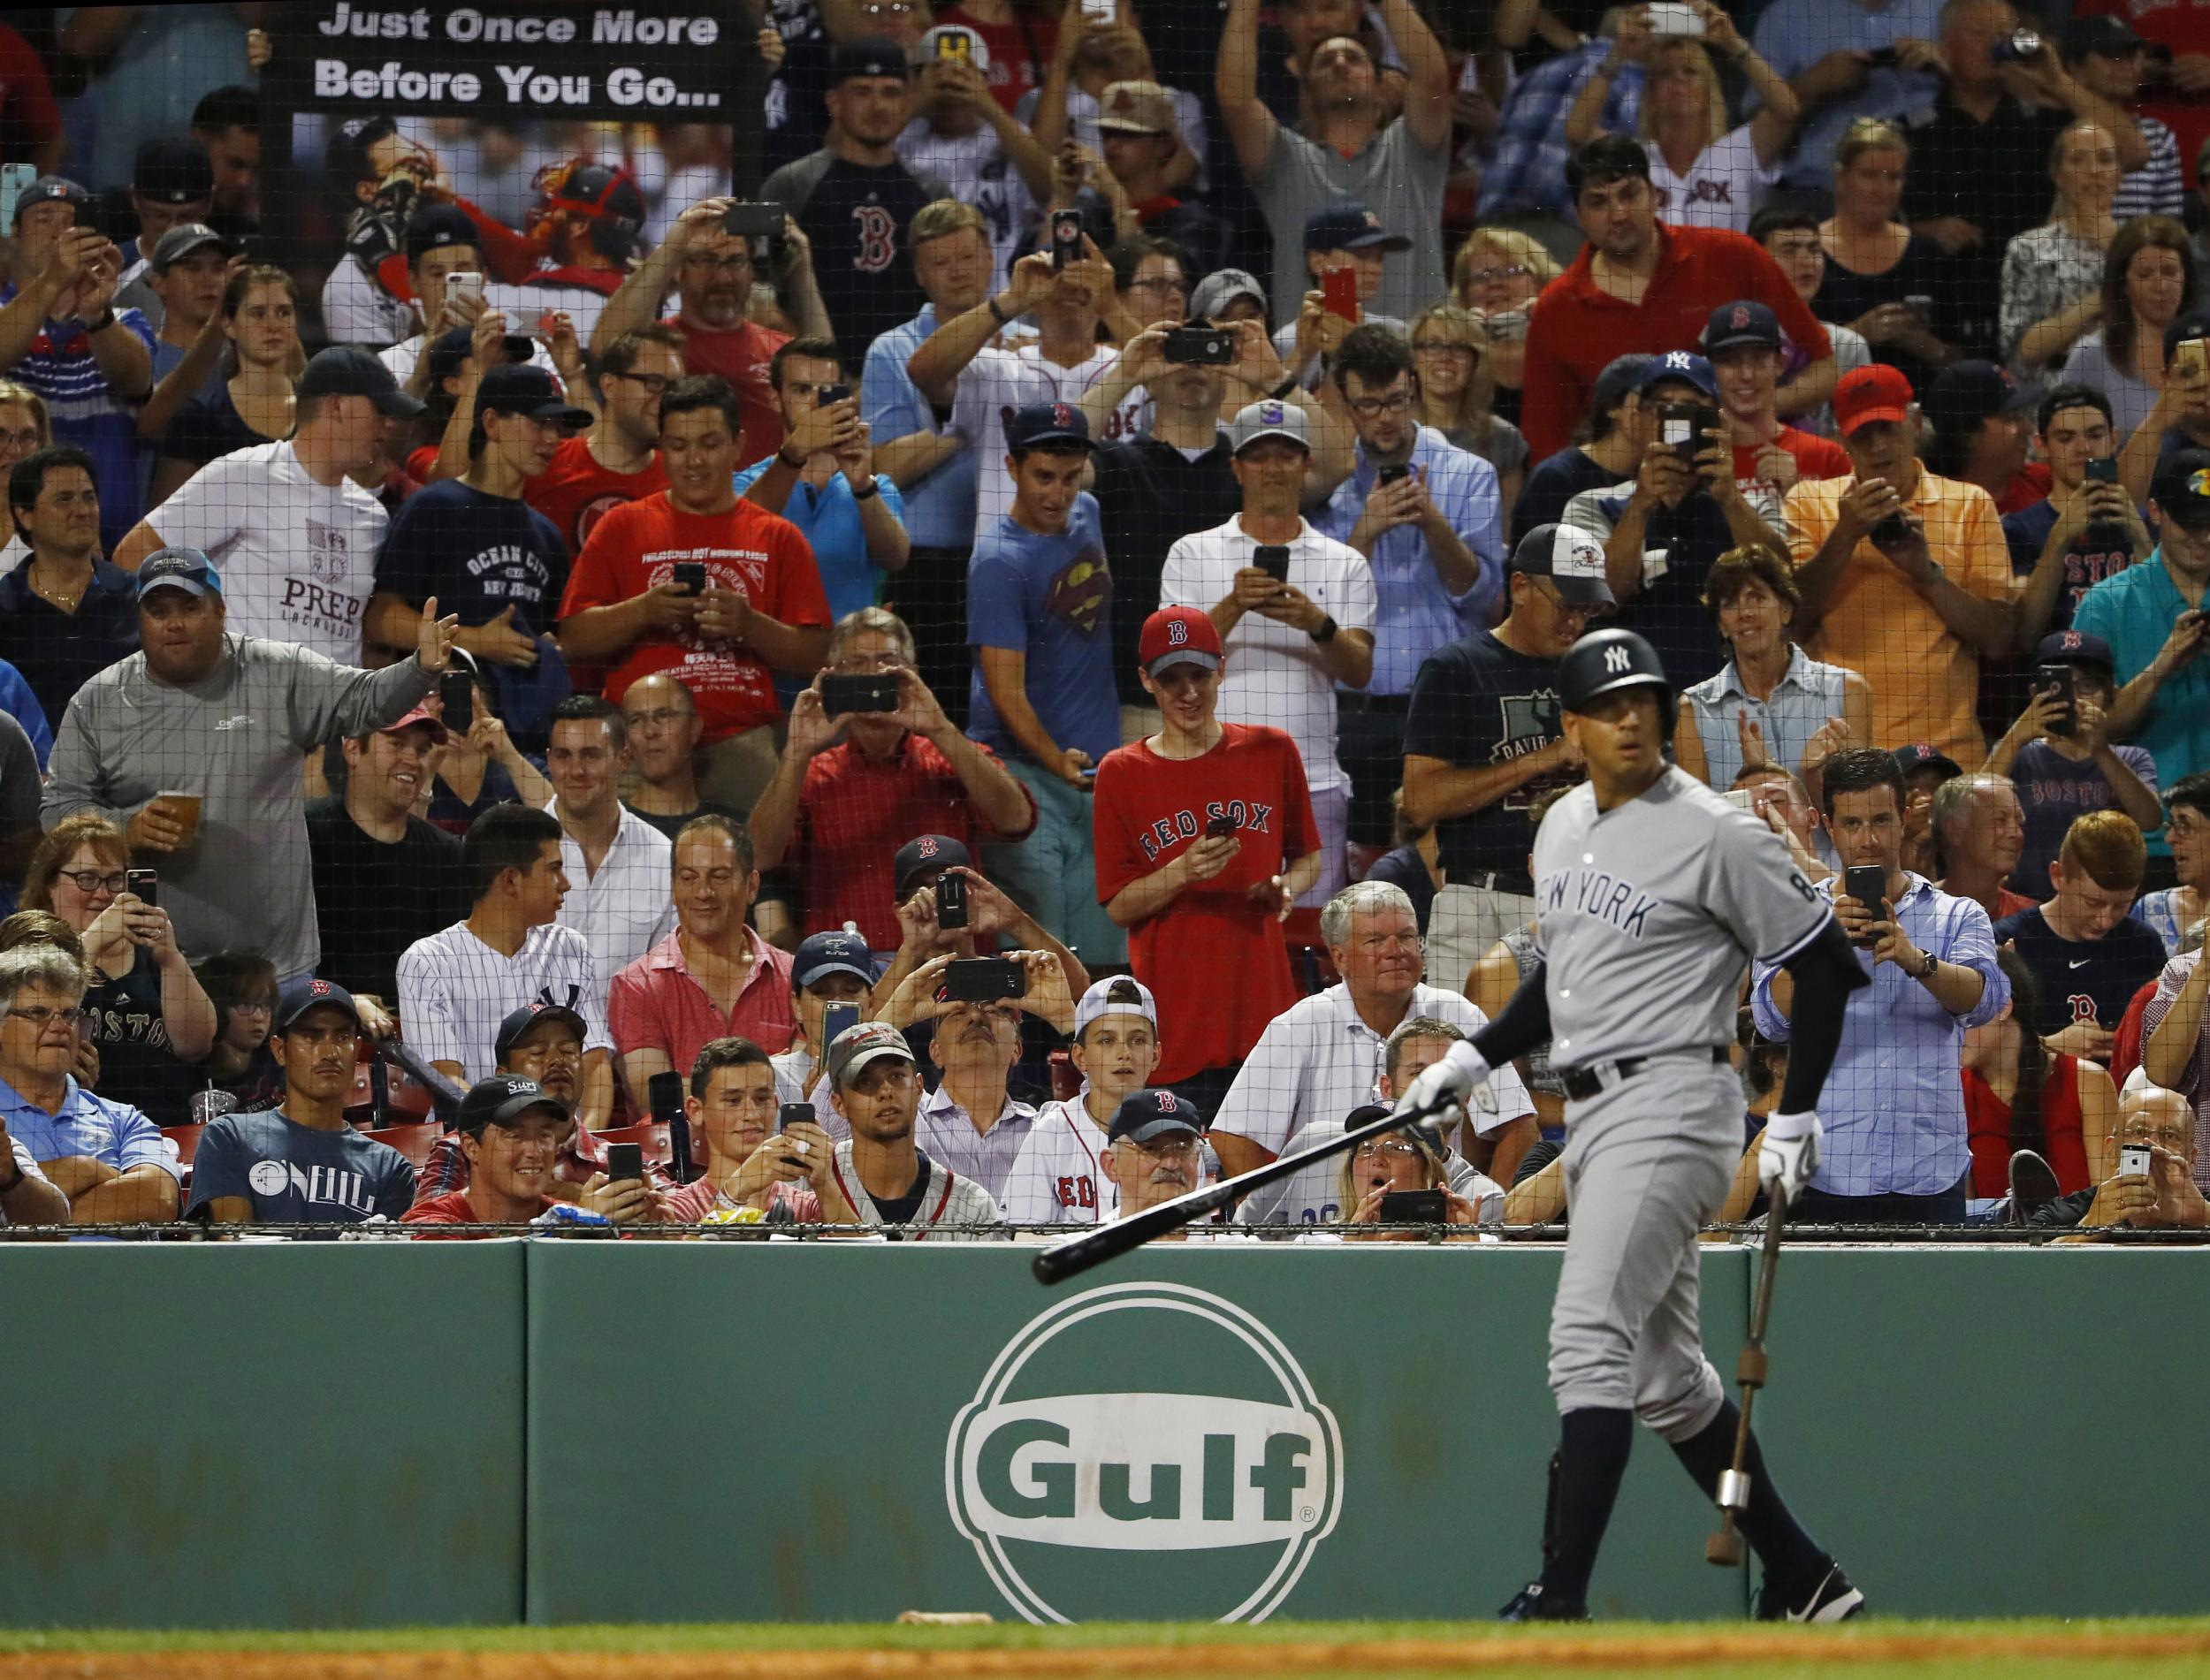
left=2036, top=662, right=2078, bottom=734
left=1051, top=209, right=1084, bottom=271
left=934, top=869, right=970, bottom=931
left=820, top=671, right=900, bottom=716
left=439, top=667, right=475, bottom=733
left=822, top=1001, right=862, bottom=1046
left=126, top=868, right=157, bottom=907
left=1322, top=265, right=1359, bottom=322
left=938, top=957, right=1026, bottom=1003
left=1843, top=864, right=1887, bottom=944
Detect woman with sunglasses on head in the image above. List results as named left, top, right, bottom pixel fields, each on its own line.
left=19, top=813, right=217, bottom=1126
left=1450, top=227, right=1560, bottom=429
left=1409, top=303, right=1528, bottom=514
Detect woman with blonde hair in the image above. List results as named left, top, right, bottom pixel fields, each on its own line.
left=1408, top=303, right=1528, bottom=509
left=1563, top=0, right=1801, bottom=234
left=1815, top=117, right=1956, bottom=387
left=1450, top=226, right=1559, bottom=428
left=2001, top=119, right=2122, bottom=376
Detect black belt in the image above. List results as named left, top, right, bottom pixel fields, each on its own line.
left=1337, top=691, right=1411, bottom=714
left=1558, top=1046, right=1730, bottom=1101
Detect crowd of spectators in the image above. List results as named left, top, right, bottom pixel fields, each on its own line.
left=4, top=0, right=2210, bottom=1242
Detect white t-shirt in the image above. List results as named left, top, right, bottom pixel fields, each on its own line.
left=320, top=252, right=415, bottom=348
left=146, top=439, right=388, bottom=665
left=1642, top=125, right=1779, bottom=234
left=1159, top=517, right=1377, bottom=797
left=396, top=919, right=614, bottom=1084
left=1002, top=1094, right=1116, bottom=1226
left=949, top=342, right=1130, bottom=537
left=895, top=123, right=1037, bottom=290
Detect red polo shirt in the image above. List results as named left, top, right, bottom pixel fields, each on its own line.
left=1522, top=223, right=1832, bottom=460
left=792, top=731, right=1039, bottom=949
left=606, top=927, right=799, bottom=1074
left=401, top=1190, right=558, bottom=1234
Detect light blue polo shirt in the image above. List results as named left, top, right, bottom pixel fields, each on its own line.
left=731, top=457, right=909, bottom=626
left=862, top=307, right=978, bottom=551
left=2072, top=551, right=2210, bottom=854
left=0, top=1071, right=172, bottom=1181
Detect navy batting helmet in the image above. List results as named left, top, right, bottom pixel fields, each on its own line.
left=1557, top=627, right=1671, bottom=714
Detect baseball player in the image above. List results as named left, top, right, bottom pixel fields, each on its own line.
left=1397, top=627, right=1871, bottom=1623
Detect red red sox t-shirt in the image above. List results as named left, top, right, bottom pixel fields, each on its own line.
left=1094, top=724, right=1320, bottom=1084
left=526, top=433, right=669, bottom=559
left=558, top=492, right=830, bottom=743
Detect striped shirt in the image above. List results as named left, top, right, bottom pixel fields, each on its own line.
left=2114, top=114, right=2186, bottom=224
left=2141, top=950, right=2210, bottom=1190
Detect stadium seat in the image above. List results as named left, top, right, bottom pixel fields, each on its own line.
left=365, top=1122, right=444, bottom=1172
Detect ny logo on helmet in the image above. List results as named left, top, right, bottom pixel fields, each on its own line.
left=1604, top=645, right=1632, bottom=673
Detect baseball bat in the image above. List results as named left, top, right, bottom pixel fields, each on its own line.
left=371, top=1034, right=469, bottom=1125
left=1706, top=1181, right=1788, bottom=1567
left=1032, top=1089, right=1464, bottom=1287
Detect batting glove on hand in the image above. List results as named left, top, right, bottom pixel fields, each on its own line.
left=1394, top=1039, right=1493, bottom=1121
left=1759, top=1109, right=1821, bottom=1204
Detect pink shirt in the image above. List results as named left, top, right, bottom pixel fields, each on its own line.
left=661, top=1174, right=819, bottom=1222
left=606, top=927, right=798, bottom=1074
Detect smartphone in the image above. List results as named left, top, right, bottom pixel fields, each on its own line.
left=1204, top=813, right=1238, bottom=839
left=820, top=671, right=901, bottom=716
left=2120, top=1143, right=2153, bottom=1180
left=446, top=270, right=484, bottom=311
left=1722, top=787, right=1758, bottom=814
left=2036, top=662, right=2078, bottom=734
left=1483, top=308, right=1528, bottom=344
left=938, top=956, right=1027, bottom=1002
left=1843, top=864, right=1888, bottom=941
left=672, top=559, right=708, bottom=596
left=1253, top=544, right=1291, bottom=582
left=606, top=1141, right=644, bottom=1182
left=1050, top=209, right=1084, bottom=271
left=126, top=868, right=156, bottom=906
left=935, top=870, right=970, bottom=931
left=2084, top=456, right=2119, bottom=484
left=1376, top=462, right=1411, bottom=488
left=1646, top=1, right=1705, bottom=35
left=0, top=162, right=36, bottom=237
left=721, top=201, right=783, bottom=241
left=439, top=667, right=474, bottom=733
left=647, top=1070, right=684, bottom=1123
left=1162, top=324, right=1235, bottom=365
left=1080, top=0, right=1116, bottom=22
left=1322, top=265, right=1359, bottom=322
left=1658, top=401, right=1718, bottom=461
left=819, top=382, right=851, bottom=407
left=1902, top=293, right=1933, bottom=318
left=822, top=1001, right=861, bottom=1045
left=1379, top=1188, right=1448, bottom=1223
left=1870, top=512, right=1911, bottom=547
left=934, top=27, right=973, bottom=58
left=2176, top=338, right=2209, bottom=379
left=780, top=1101, right=816, bottom=1133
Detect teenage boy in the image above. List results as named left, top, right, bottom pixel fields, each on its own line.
left=1002, top=975, right=1164, bottom=1224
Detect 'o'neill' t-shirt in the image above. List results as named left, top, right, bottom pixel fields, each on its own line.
left=186, top=1107, right=416, bottom=1224
left=146, top=438, right=389, bottom=665
left=966, top=493, right=1119, bottom=768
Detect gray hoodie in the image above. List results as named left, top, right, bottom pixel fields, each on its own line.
left=45, top=635, right=435, bottom=980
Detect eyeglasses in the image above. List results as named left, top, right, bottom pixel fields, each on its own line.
left=233, top=999, right=275, bottom=1015
left=682, top=253, right=754, bottom=273
left=612, top=371, right=674, bottom=395
left=1347, top=391, right=1415, bottom=418
left=1465, top=264, right=1529, bottom=285
left=1412, top=339, right=1476, bottom=358
left=1352, top=1139, right=1422, bottom=1160
left=7, top=1006, right=85, bottom=1030
left=57, top=869, right=128, bottom=895
left=2169, top=811, right=2209, bottom=837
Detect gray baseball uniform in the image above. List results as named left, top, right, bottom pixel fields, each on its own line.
left=1531, top=768, right=1829, bottom=1438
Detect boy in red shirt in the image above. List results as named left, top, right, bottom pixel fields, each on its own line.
left=558, top=374, right=832, bottom=810
left=403, top=1075, right=659, bottom=1234
left=527, top=325, right=678, bottom=558
left=1703, top=300, right=1851, bottom=512
left=1093, top=606, right=1322, bottom=1112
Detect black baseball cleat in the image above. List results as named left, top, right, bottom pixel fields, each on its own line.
left=1757, top=1559, right=1866, bottom=1623
left=1498, top=1581, right=1589, bottom=1622
left=2008, top=1150, right=2061, bottom=1223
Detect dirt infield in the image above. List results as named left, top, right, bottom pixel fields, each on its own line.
left=9, top=1627, right=2210, bottom=1680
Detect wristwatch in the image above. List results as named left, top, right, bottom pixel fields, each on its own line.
left=1309, top=614, right=1338, bottom=645
left=850, top=479, right=880, bottom=501
left=1913, top=947, right=1938, bottom=981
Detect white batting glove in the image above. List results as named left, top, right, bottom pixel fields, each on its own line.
left=1759, top=1109, right=1821, bottom=1203
left=1394, top=1039, right=1493, bottom=1121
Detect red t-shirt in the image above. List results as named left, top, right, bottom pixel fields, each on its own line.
left=558, top=492, right=830, bottom=742
left=796, top=732, right=1039, bottom=949
left=401, top=1189, right=558, bottom=1234
left=525, top=433, right=669, bottom=559
left=670, top=316, right=789, bottom=472
left=1997, top=462, right=2054, bottom=518
left=0, top=23, right=62, bottom=143
left=1963, top=1057, right=2089, bottom=1197
left=934, top=4, right=1058, bottom=111
left=1093, top=725, right=1320, bottom=1083
left=1522, top=224, right=1833, bottom=460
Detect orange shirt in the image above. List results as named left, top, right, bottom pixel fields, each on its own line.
left=1783, top=468, right=2009, bottom=764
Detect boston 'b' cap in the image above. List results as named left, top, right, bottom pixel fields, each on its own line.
left=476, top=363, right=592, bottom=430
left=1557, top=627, right=1671, bottom=713
left=1005, top=402, right=1092, bottom=451
left=274, top=976, right=364, bottom=1035
left=893, top=833, right=972, bottom=897
left=2034, top=628, right=2115, bottom=675
left=298, top=345, right=426, bottom=419
left=1139, top=604, right=1223, bottom=676
left=1229, top=399, right=1308, bottom=455
left=457, top=1074, right=568, bottom=1135
left=1922, top=359, right=2036, bottom=439
left=493, top=999, right=588, bottom=1064
left=794, top=929, right=875, bottom=988
left=1701, top=299, right=1781, bottom=355
left=1096, top=80, right=1177, bottom=137
left=1108, top=1088, right=1206, bottom=1145
left=824, top=1020, right=916, bottom=1090
left=136, top=546, right=222, bottom=600
left=1892, top=741, right=1963, bottom=780
left=1302, top=201, right=1411, bottom=254
left=1508, top=522, right=1615, bottom=607
left=2150, top=446, right=2210, bottom=531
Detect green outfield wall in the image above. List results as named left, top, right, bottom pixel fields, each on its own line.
left=1, top=1241, right=2199, bottom=1629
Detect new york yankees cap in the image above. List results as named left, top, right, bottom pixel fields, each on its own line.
left=494, top=999, right=589, bottom=1064
left=274, top=976, right=363, bottom=1035
left=1229, top=398, right=1309, bottom=455
left=1635, top=349, right=1718, bottom=400
left=1508, top=522, right=1616, bottom=607
left=1139, top=604, right=1223, bottom=676
left=893, top=833, right=972, bottom=897
left=1108, top=1087, right=1206, bottom=1144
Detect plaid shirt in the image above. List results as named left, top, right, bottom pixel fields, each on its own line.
left=1477, top=42, right=1641, bottom=221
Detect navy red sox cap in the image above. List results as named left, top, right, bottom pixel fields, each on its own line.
left=894, top=833, right=972, bottom=897
left=1005, top=402, right=1093, bottom=451
left=1108, top=1088, right=1207, bottom=1144
left=1702, top=300, right=1782, bottom=355
left=2035, top=628, right=2116, bottom=675
left=274, top=977, right=364, bottom=1035
left=1892, top=742, right=1963, bottom=780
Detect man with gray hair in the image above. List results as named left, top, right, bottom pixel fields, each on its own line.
left=1932, top=771, right=2033, bottom=924
left=1210, top=879, right=1537, bottom=1212
left=0, top=943, right=176, bottom=1225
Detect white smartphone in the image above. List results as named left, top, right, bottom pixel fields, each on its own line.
left=446, top=270, right=484, bottom=313
left=1646, top=2, right=1705, bottom=35
left=2120, top=1144, right=2153, bottom=1180
left=0, top=162, right=37, bottom=237
left=1080, top=0, right=1116, bottom=24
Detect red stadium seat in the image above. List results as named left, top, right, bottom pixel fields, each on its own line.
left=162, top=1124, right=204, bottom=1191
left=366, top=1122, right=444, bottom=1171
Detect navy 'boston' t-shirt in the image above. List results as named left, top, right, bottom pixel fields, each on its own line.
left=185, top=1108, right=416, bottom=1224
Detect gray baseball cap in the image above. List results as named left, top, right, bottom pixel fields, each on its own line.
left=1190, top=268, right=1268, bottom=321
left=1229, top=398, right=1308, bottom=455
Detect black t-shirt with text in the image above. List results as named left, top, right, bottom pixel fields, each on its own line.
left=306, top=796, right=470, bottom=1004
left=1402, top=629, right=1569, bottom=891
left=762, top=153, right=949, bottom=375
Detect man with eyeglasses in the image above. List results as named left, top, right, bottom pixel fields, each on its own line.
left=526, top=327, right=680, bottom=561
left=369, top=363, right=589, bottom=751
left=1269, top=203, right=1408, bottom=386
left=592, top=195, right=834, bottom=473
left=1403, top=522, right=1615, bottom=997
left=0, top=942, right=174, bottom=1226
left=187, top=977, right=415, bottom=1228
left=751, top=606, right=1035, bottom=951
left=733, top=334, right=911, bottom=623
left=1216, top=882, right=1535, bottom=1219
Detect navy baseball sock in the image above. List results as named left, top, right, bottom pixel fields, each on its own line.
left=1669, top=1401, right=1825, bottom=1592
left=1537, top=1407, right=1634, bottom=1603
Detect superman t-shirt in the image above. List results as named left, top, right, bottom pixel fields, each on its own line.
left=966, top=492, right=1119, bottom=768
